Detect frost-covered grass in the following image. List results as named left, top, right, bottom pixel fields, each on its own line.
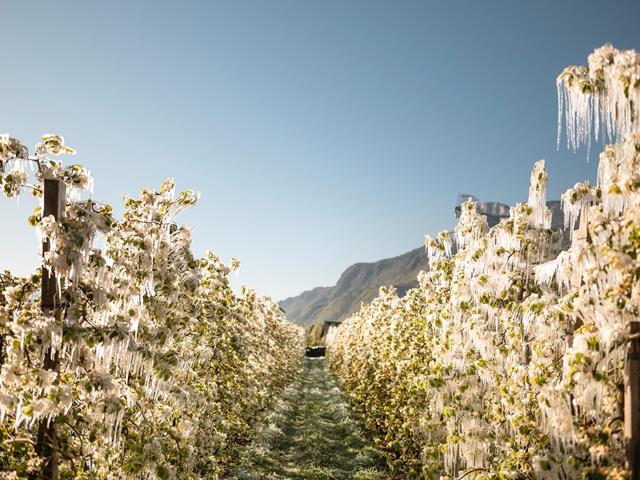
left=229, top=357, right=389, bottom=480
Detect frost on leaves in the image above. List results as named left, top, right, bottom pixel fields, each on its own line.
left=329, top=46, right=640, bottom=479
left=0, top=136, right=304, bottom=479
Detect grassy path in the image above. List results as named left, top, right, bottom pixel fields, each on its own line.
left=228, top=357, right=389, bottom=480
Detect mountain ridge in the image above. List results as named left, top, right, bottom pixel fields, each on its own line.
left=278, top=246, right=429, bottom=327
left=280, top=200, right=564, bottom=328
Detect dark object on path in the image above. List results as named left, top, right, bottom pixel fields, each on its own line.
left=305, top=346, right=326, bottom=357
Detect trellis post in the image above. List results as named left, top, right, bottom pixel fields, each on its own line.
left=36, top=176, right=65, bottom=480
left=626, top=321, right=640, bottom=480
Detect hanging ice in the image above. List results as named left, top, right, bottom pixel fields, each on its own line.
left=558, top=44, right=640, bottom=150
left=528, top=160, right=552, bottom=229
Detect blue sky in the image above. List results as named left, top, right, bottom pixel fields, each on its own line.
left=1, top=1, right=639, bottom=301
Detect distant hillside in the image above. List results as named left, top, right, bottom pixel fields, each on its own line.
left=279, top=246, right=429, bottom=327
left=280, top=200, right=565, bottom=327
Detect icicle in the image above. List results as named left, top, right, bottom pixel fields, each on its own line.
left=455, top=199, right=488, bottom=249
left=561, top=182, right=596, bottom=238
left=528, top=160, right=552, bottom=229
left=534, top=258, right=559, bottom=286
left=558, top=44, right=640, bottom=149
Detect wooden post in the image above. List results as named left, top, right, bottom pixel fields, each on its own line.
left=41, top=178, right=65, bottom=310
left=626, top=321, right=640, bottom=480
left=36, top=177, right=65, bottom=480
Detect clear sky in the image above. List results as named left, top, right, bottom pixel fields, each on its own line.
left=1, top=1, right=639, bottom=301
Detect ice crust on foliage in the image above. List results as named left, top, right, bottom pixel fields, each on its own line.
left=0, top=135, right=305, bottom=478
left=330, top=44, right=640, bottom=480
left=528, top=160, right=552, bottom=230
left=558, top=43, right=640, bottom=150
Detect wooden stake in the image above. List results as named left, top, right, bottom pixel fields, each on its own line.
left=41, top=178, right=65, bottom=311
left=626, top=321, right=640, bottom=480
left=36, top=177, right=65, bottom=480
